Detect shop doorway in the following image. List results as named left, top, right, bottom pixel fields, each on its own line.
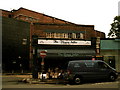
left=108, top=56, right=115, bottom=69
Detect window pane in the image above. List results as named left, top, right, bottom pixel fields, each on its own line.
left=85, top=62, right=94, bottom=67
left=76, top=33, right=80, bottom=38
left=68, top=33, right=72, bottom=38
left=98, top=62, right=108, bottom=68
left=74, top=63, right=80, bottom=68
left=80, top=33, right=84, bottom=39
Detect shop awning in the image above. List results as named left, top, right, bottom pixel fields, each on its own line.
left=38, top=49, right=96, bottom=57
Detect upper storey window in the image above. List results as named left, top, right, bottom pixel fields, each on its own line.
left=46, top=32, right=84, bottom=39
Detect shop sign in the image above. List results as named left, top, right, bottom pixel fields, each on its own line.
left=38, top=39, right=91, bottom=45
left=58, top=53, right=79, bottom=57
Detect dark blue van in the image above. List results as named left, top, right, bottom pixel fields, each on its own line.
left=64, top=60, right=118, bottom=84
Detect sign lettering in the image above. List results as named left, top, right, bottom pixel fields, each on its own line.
left=38, top=39, right=91, bottom=45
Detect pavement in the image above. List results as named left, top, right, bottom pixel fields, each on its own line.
left=2, top=73, right=66, bottom=84
left=2, top=73, right=120, bottom=88
left=20, top=78, right=66, bottom=84
left=2, top=73, right=32, bottom=75
left=2, top=72, right=120, bottom=84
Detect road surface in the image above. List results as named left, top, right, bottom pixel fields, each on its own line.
left=2, top=74, right=120, bottom=88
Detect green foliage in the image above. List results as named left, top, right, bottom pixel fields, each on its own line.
left=108, top=16, right=120, bottom=38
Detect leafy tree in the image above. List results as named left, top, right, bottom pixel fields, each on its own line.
left=108, top=16, right=120, bottom=38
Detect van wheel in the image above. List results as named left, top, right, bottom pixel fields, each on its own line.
left=109, top=74, right=116, bottom=81
left=74, top=77, right=82, bottom=84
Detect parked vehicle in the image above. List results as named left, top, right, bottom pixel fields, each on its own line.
left=63, top=60, right=118, bottom=84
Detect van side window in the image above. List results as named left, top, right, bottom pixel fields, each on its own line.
left=85, top=62, right=94, bottom=67
left=68, top=62, right=74, bottom=67
left=98, top=62, right=108, bottom=68
left=74, top=63, right=80, bottom=68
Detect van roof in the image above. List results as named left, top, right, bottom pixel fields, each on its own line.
left=69, top=60, right=104, bottom=63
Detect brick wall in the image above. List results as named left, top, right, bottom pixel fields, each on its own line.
left=11, top=8, right=69, bottom=24
left=95, top=30, right=105, bottom=38
left=1, top=8, right=105, bottom=40
left=32, top=23, right=104, bottom=40
left=2, top=17, right=30, bottom=71
left=1, top=10, right=11, bottom=17
left=1, top=8, right=105, bottom=39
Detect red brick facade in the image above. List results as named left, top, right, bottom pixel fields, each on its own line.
left=32, top=24, right=94, bottom=40
left=1, top=7, right=105, bottom=39
left=1, top=8, right=72, bottom=24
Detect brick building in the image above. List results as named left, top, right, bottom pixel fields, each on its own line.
left=1, top=8, right=105, bottom=41
left=1, top=8, right=105, bottom=72
left=1, top=16, right=30, bottom=72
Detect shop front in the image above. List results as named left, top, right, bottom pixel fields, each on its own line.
left=100, top=39, right=120, bottom=72
left=32, top=37, right=96, bottom=78
left=36, top=39, right=96, bottom=72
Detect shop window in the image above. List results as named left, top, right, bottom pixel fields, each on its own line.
left=108, top=56, right=115, bottom=68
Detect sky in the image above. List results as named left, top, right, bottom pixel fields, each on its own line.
left=0, top=0, right=120, bottom=37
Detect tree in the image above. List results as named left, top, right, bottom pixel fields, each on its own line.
left=108, top=16, right=120, bottom=38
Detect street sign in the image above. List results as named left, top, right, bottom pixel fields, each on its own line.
left=40, top=50, right=47, bottom=81
left=40, top=51, right=47, bottom=58
left=92, top=58, right=95, bottom=60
